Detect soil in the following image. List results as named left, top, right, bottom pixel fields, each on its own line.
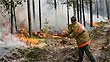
left=0, top=22, right=110, bottom=62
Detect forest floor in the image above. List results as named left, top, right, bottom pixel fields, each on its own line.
left=0, top=21, right=110, bottom=62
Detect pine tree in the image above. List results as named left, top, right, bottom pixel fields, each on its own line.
left=11, top=0, right=14, bottom=34
left=105, top=0, right=110, bottom=19
left=27, top=0, right=32, bottom=37
left=96, top=0, right=99, bottom=18
left=90, top=0, right=93, bottom=27
left=67, top=0, right=69, bottom=28
left=39, top=0, right=42, bottom=29
left=77, top=0, right=79, bottom=22
left=82, top=0, right=86, bottom=26
left=80, top=0, right=82, bottom=24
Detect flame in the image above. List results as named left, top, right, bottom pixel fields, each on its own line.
left=21, top=26, right=26, bottom=32
left=38, top=33, right=47, bottom=37
left=34, top=32, right=38, bottom=35
left=2, top=34, right=8, bottom=38
left=20, top=26, right=39, bottom=45
left=93, top=23, right=99, bottom=27
left=36, top=29, right=67, bottom=39
left=37, top=32, right=62, bottom=39
left=52, top=36, right=62, bottom=38
left=4, top=22, right=10, bottom=32
left=88, top=23, right=99, bottom=27
left=54, top=32, right=58, bottom=36
left=13, top=26, right=39, bottom=45
left=61, top=29, right=66, bottom=35
left=9, top=25, right=68, bottom=45
left=4, top=22, right=9, bottom=28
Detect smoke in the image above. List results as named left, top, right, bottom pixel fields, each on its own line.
left=0, top=5, right=9, bottom=29
left=0, top=32, right=27, bottom=56
left=0, top=33, right=27, bottom=48
left=1, top=0, right=109, bottom=32
left=14, top=0, right=108, bottom=32
left=0, top=24, right=27, bottom=56
left=14, top=0, right=69, bottom=31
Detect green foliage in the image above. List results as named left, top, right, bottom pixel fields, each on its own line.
left=105, top=58, right=110, bottom=62
left=97, top=22, right=108, bottom=26
left=70, top=0, right=77, bottom=5
left=104, top=47, right=110, bottom=62
left=69, top=0, right=91, bottom=6
left=43, top=18, right=49, bottom=32
left=26, top=51, right=39, bottom=59
left=105, top=47, right=110, bottom=52
left=24, top=47, right=49, bottom=61
left=90, top=27, right=103, bottom=40
left=0, top=0, right=26, bottom=13
left=85, top=0, right=90, bottom=5
left=69, top=0, right=92, bottom=16
left=46, top=0, right=53, bottom=4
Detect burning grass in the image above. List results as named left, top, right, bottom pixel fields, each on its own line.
left=2, top=22, right=68, bottom=48
left=13, top=25, right=67, bottom=47
left=13, top=26, right=39, bottom=46
left=0, top=37, right=77, bottom=62
left=1, top=21, right=110, bottom=62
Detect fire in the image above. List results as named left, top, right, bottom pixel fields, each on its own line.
left=13, top=26, right=39, bottom=46
left=20, top=26, right=39, bottom=45
left=3, top=22, right=68, bottom=46
left=2, top=22, right=69, bottom=47
left=61, top=29, right=66, bottom=35
left=18, top=35, right=39, bottom=45
left=21, top=26, right=26, bottom=31
left=88, top=23, right=99, bottom=27
left=51, top=36, right=62, bottom=38
left=93, top=23, right=99, bottom=27
left=2, top=34, right=8, bottom=38
left=38, top=33, right=47, bottom=37
left=36, top=29, right=67, bottom=39
left=54, top=32, right=58, bottom=36
left=34, top=32, right=37, bottom=35
left=4, top=22, right=10, bottom=33
left=4, top=22, right=9, bottom=28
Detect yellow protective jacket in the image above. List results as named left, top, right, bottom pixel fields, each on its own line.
left=67, top=22, right=91, bottom=48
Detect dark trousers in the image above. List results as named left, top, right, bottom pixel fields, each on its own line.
left=78, top=44, right=95, bottom=62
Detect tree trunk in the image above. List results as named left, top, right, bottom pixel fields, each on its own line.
left=77, top=0, right=79, bottom=22
left=90, top=0, right=93, bottom=27
left=32, top=0, right=37, bottom=30
left=96, top=0, right=99, bottom=18
left=27, top=0, right=32, bottom=37
left=11, top=0, right=14, bottom=34
left=105, top=0, right=110, bottom=20
left=13, top=3, right=17, bottom=32
left=32, top=0, right=36, bottom=24
left=79, top=0, right=82, bottom=24
left=82, top=0, right=86, bottom=26
left=39, top=0, right=42, bottom=29
left=67, top=0, right=69, bottom=28
left=73, top=3, right=76, bottom=17
left=54, top=0, right=57, bottom=10
left=100, top=0, right=104, bottom=18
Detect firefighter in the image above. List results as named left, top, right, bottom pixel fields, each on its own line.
left=64, top=16, right=95, bottom=62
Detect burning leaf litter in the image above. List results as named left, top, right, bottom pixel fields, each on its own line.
left=1, top=22, right=110, bottom=62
